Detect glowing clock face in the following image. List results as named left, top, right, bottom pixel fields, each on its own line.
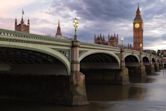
left=135, top=23, right=140, bottom=28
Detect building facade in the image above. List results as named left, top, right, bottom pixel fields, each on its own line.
left=133, top=5, right=143, bottom=51
left=56, top=20, right=62, bottom=36
left=94, top=34, right=119, bottom=47
left=108, top=34, right=119, bottom=47
left=55, top=20, right=66, bottom=39
left=15, top=16, right=30, bottom=33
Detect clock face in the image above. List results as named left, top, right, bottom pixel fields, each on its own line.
left=135, top=23, right=140, bottom=28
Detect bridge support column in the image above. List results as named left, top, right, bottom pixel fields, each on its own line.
left=145, top=63, right=155, bottom=75
left=147, top=63, right=155, bottom=75
left=138, top=51, right=146, bottom=78
left=154, top=62, right=160, bottom=71
left=138, top=62, right=146, bottom=78
left=151, top=63, right=155, bottom=73
left=70, top=40, right=88, bottom=105
left=118, top=48, right=129, bottom=85
left=119, top=67, right=129, bottom=85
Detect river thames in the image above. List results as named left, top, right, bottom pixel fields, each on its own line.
left=1, top=70, right=166, bottom=111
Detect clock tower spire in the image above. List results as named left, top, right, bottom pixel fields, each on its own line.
left=133, top=4, right=143, bottom=51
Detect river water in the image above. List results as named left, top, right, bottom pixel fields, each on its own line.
left=1, top=70, right=166, bottom=111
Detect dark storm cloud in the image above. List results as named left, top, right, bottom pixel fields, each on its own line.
left=141, top=0, right=166, bottom=19
left=161, top=35, right=166, bottom=41
left=47, top=0, right=166, bottom=49
left=48, top=0, right=138, bottom=43
left=79, top=0, right=135, bottom=21
left=51, top=0, right=136, bottom=21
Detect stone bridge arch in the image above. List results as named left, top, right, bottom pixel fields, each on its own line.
left=79, top=50, right=120, bottom=66
left=0, top=43, right=72, bottom=104
left=123, top=54, right=140, bottom=62
left=143, top=56, right=150, bottom=64
left=124, top=54, right=140, bottom=81
left=0, top=43, right=70, bottom=74
left=152, top=58, right=156, bottom=63
left=79, top=50, right=121, bottom=85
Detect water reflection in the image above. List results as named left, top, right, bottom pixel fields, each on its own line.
left=86, top=74, right=158, bottom=101
left=87, top=84, right=146, bottom=101
left=1, top=70, right=166, bottom=111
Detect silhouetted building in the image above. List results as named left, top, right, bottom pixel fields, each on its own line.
left=133, top=5, right=143, bottom=51
left=94, top=34, right=119, bottom=46
left=56, top=20, right=62, bottom=36
left=157, top=50, right=166, bottom=68
left=94, top=34, right=106, bottom=45
left=108, top=34, right=118, bottom=47
left=55, top=20, right=65, bottom=39
left=15, top=11, right=30, bottom=33
left=127, top=43, right=133, bottom=49
left=157, top=50, right=166, bottom=57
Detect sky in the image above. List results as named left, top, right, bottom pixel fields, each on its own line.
left=0, top=0, right=166, bottom=50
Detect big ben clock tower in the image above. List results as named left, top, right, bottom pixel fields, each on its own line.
left=133, top=5, right=143, bottom=51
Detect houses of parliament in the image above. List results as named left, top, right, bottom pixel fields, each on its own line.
left=15, top=6, right=143, bottom=51
left=14, top=12, right=63, bottom=38
left=94, top=5, right=143, bottom=51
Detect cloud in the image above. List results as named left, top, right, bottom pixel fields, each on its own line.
left=0, top=0, right=36, bottom=17
left=0, top=18, right=14, bottom=30
left=0, top=0, right=166, bottom=50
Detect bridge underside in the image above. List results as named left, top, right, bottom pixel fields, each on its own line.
left=0, top=47, right=68, bottom=75
left=0, top=47, right=70, bottom=104
left=80, top=53, right=121, bottom=85
left=125, top=55, right=142, bottom=82
left=143, top=57, right=152, bottom=74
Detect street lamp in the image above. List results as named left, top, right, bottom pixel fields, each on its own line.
left=121, top=37, right=124, bottom=48
left=120, top=37, right=124, bottom=68
left=140, top=43, right=142, bottom=51
left=73, top=18, right=79, bottom=41
left=139, top=43, right=143, bottom=63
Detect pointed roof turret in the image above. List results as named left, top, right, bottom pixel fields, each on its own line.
left=56, top=20, right=62, bottom=36
left=136, top=4, right=140, bottom=15
left=21, top=18, right=24, bottom=24
left=15, top=9, right=30, bottom=33
left=21, top=9, right=25, bottom=24
left=134, top=3, right=142, bottom=21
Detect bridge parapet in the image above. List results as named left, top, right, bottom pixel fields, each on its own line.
left=123, top=48, right=140, bottom=55
left=80, top=42, right=120, bottom=52
left=0, top=29, right=72, bottom=46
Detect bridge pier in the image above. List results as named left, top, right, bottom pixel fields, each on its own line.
left=139, top=62, right=146, bottom=78
left=151, top=63, right=155, bottom=73
left=118, top=67, right=129, bottom=85
left=119, top=48, right=129, bottom=85
left=138, top=52, right=146, bottom=79
left=144, top=64, right=151, bottom=75
left=154, top=62, right=160, bottom=72
left=145, top=64, right=155, bottom=75
left=70, top=40, right=88, bottom=105
left=149, top=63, right=155, bottom=74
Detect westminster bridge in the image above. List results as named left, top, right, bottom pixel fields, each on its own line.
left=0, top=29, right=161, bottom=105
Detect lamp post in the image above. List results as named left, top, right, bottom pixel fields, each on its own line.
left=140, top=43, right=142, bottom=51
left=73, top=18, right=79, bottom=41
left=120, top=37, right=124, bottom=68
left=140, top=43, right=143, bottom=63
left=121, top=37, right=124, bottom=48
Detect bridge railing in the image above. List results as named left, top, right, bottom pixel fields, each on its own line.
left=80, top=42, right=121, bottom=52
left=0, top=29, right=161, bottom=59
left=0, top=28, right=71, bottom=44
left=80, top=42, right=158, bottom=58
